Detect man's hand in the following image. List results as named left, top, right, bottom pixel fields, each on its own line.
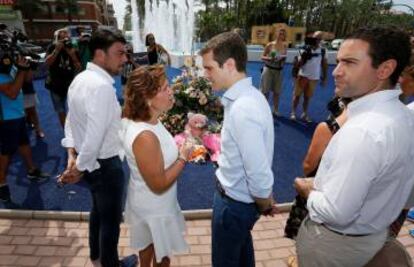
left=55, top=41, right=64, bottom=52
left=294, top=177, right=314, bottom=199
left=15, top=56, right=30, bottom=70
left=58, top=166, right=83, bottom=185
left=67, top=155, right=76, bottom=171
left=255, top=193, right=279, bottom=216
left=66, top=148, right=77, bottom=170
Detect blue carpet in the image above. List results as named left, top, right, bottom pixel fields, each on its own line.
left=1, top=63, right=336, bottom=211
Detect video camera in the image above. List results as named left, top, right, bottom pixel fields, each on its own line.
left=300, top=37, right=319, bottom=65
left=0, top=24, right=40, bottom=74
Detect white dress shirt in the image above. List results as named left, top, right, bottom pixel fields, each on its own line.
left=216, top=77, right=275, bottom=203
left=307, top=89, right=414, bottom=235
left=61, top=62, right=122, bottom=172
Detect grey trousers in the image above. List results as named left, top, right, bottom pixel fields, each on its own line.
left=296, top=217, right=388, bottom=267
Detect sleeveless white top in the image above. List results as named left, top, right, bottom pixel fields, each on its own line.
left=121, top=118, right=188, bottom=262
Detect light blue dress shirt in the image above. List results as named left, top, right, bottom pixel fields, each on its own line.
left=216, top=77, right=275, bottom=203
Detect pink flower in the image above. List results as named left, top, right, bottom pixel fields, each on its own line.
left=202, top=133, right=221, bottom=162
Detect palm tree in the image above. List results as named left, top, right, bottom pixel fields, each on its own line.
left=123, top=0, right=132, bottom=31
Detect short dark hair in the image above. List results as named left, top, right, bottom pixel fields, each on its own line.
left=89, top=29, right=126, bottom=57
left=199, top=31, right=247, bottom=73
left=346, top=27, right=411, bottom=85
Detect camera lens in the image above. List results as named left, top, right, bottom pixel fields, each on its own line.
left=63, top=39, right=72, bottom=48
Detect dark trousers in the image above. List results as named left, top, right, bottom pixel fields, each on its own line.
left=211, top=191, right=260, bottom=267
left=83, top=156, right=125, bottom=267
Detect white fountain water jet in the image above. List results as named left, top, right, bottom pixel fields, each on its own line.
left=131, top=0, right=195, bottom=54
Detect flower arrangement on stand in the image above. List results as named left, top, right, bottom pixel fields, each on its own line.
left=160, top=67, right=224, bottom=163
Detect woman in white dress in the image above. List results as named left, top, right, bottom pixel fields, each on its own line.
left=121, top=65, right=192, bottom=267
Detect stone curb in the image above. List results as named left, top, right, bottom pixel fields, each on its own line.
left=0, top=203, right=292, bottom=221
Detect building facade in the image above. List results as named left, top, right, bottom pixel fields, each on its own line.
left=17, top=0, right=118, bottom=41
left=0, top=0, right=25, bottom=33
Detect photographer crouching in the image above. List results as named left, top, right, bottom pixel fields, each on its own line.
left=45, top=29, right=81, bottom=128
left=290, top=31, right=328, bottom=122
left=0, top=42, right=49, bottom=203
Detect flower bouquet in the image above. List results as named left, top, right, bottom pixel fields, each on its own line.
left=160, top=69, right=223, bottom=163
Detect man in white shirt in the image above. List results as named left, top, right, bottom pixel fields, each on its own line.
left=200, top=32, right=277, bottom=267
left=294, top=27, right=414, bottom=266
left=60, top=29, right=137, bottom=267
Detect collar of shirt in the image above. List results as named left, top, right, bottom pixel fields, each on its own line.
left=86, top=62, right=115, bottom=86
left=221, top=77, right=252, bottom=107
left=347, top=89, right=401, bottom=119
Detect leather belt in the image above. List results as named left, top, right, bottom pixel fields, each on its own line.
left=264, top=65, right=283, bottom=71
left=215, top=176, right=253, bottom=205
left=321, top=224, right=370, bottom=237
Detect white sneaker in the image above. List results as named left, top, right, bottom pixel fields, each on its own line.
left=290, top=113, right=296, bottom=120
left=300, top=113, right=312, bottom=123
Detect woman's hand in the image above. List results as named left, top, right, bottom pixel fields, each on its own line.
left=179, top=140, right=194, bottom=162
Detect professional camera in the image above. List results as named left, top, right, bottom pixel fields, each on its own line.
left=327, top=97, right=352, bottom=118
left=63, top=38, right=73, bottom=48
left=0, top=24, right=40, bottom=74
left=300, top=37, right=319, bottom=65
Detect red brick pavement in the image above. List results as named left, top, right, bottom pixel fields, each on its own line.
left=0, top=212, right=412, bottom=266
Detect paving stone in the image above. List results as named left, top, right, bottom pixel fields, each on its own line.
left=27, top=227, right=48, bottom=236
left=38, top=256, right=64, bottom=267
left=190, top=244, right=211, bottom=254
left=11, top=236, right=31, bottom=245
left=187, top=227, right=210, bottom=236
left=14, top=255, right=41, bottom=266
left=8, top=226, right=29, bottom=236
left=0, top=213, right=412, bottom=266
left=15, top=245, right=37, bottom=255
left=0, top=255, right=18, bottom=265
left=62, top=256, right=88, bottom=266
left=0, top=243, right=13, bottom=254
left=179, top=255, right=202, bottom=266
left=35, top=245, right=58, bottom=256
left=25, top=220, right=44, bottom=227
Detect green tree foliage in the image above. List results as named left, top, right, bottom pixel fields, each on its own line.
left=14, top=0, right=43, bottom=33
left=124, top=0, right=132, bottom=31
left=196, top=0, right=414, bottom=41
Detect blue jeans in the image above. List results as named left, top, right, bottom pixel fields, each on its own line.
left=212, top=191, right=260, bottom=267
left=83, top=156, right=125, bottom=267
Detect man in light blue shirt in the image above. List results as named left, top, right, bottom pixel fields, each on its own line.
left=200, top=31, right=276, bottom=267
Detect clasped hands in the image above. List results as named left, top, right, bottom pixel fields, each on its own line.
left=58, top=154, right=83, bottom=185
left=255, top=193, right=279, bottom=217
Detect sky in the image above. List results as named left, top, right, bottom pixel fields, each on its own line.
left=110, top=0, right=414, bottom=30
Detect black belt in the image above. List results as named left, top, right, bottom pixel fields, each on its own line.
left=264, top=65, right=283, bottom=71
left=321, top=224, right=370, bottom=237
left=215, top=176, right=253, bottom=205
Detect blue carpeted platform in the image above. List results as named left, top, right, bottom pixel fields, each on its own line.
left=1, top=63, right=336, bottom=211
